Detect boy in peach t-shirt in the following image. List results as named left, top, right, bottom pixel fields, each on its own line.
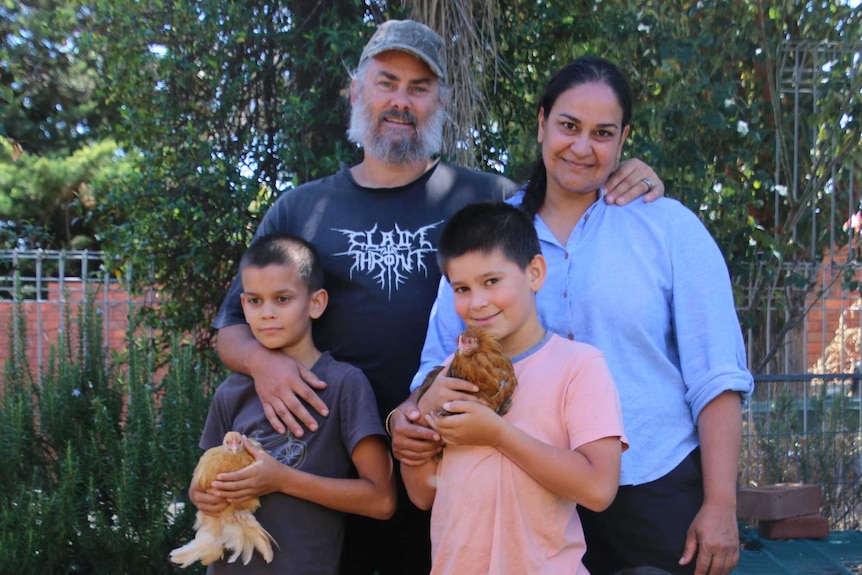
left=401, top=202, right=628, bottom=574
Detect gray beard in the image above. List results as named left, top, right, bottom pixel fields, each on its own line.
left=347, top=95, right=445, bottom=165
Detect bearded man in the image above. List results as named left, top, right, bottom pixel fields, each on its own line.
left=213, top=19, right=663, bottom=574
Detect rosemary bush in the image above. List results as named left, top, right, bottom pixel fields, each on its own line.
left=0, top=296, right=217, bottom=574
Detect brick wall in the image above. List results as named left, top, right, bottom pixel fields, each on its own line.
left=0, top=281, right=147, bottom=381
left=805, top=245, right=862, bottom=373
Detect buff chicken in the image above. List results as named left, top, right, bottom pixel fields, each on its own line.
left=170, top=431, right=276, bottom=567
left=418, top=324, right=518, bottom=416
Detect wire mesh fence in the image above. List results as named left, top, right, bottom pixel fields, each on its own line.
left=741, top=374, right=862, bottom=530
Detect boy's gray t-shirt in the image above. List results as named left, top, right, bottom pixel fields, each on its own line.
left=199, top=352, right=384, bottom=575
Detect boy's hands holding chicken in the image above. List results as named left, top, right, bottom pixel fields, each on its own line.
left=201, top=436, right=284, bottom=505
left=188, top=483, right=230, bottom=516
left=417, top=369, right=482, bottom=417
left=172, top=432, right=275, bottom=567
left=425, top=399, right=505, bottom=448
left=393, top=325, right=518, bottom=464
left=393, top=368, right=497, bottom=464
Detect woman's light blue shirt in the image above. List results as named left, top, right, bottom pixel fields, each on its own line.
left=410, top=189, right=754, bottom=485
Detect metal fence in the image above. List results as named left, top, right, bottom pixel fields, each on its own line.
left=0, top=249, right=154, bottom=379
left=1, top=249, right=861, bottom=529
left=734, top=41, right=862, bottom=529
left=741, top=374, right=862, bottom=531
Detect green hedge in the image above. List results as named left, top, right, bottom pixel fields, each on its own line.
left=0, top=296, right=217, bottom=574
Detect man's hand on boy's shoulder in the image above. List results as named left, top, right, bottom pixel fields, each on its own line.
left=217, top=323, right=329, bottom=436
left=250, top=348, right=329, bottom=437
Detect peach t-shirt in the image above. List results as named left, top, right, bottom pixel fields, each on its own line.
left=429, top=333, right=627, bottom=575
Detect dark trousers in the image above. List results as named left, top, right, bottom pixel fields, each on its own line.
left=580, top=448, right=704, bottom=575
left=340, top=467, right=431, bottom=575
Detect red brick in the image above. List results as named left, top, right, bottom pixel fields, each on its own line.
left=737, top=483, right=821, bottom=521
left=757, top=513, right=830, bottom=540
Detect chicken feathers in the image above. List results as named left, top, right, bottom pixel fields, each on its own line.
left=170, top=431, right=276, bottom=568
left=419, top=324, right=518, bottom=416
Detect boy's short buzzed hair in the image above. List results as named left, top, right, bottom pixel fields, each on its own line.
left=240, top=233, right=324, bottom=292
left=436, top=202, right=540, bottom=276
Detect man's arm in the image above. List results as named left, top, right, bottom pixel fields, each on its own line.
left=388, top=388, right=443, bottom=466
left=216, top=324, right=328, bottom=436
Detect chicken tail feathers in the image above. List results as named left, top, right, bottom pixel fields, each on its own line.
left=222, top=509, right=276, bottom=565
left=169, top=508, right=276, bottom=567
left=169, top=512, right=224, bottom=567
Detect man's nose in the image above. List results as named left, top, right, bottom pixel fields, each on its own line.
left=389, top=86, right=411, bottom=109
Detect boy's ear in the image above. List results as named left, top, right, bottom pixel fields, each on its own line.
left=309, top=289, right=328, bottom=319
left=528, top=254, right=547, bottom=292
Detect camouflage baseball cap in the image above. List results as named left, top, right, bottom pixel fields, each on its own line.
left=359, top=20, right=447, bottom=82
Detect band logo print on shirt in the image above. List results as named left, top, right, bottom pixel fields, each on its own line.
left=334, top=221, right=442, bottom=298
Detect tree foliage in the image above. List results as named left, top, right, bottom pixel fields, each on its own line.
left=87, top=0, right=389, bottom=348
left=0, top=0, right=125, bottom=249
left=0, top=137, right=121, bottom=248
left=0, top=1, right=114, bottom=154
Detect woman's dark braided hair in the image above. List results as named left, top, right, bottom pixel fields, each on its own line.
left=520, top=56, right=633, bottom=221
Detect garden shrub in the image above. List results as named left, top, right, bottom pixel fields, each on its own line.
left=0, top=295, right=216, bottom=574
